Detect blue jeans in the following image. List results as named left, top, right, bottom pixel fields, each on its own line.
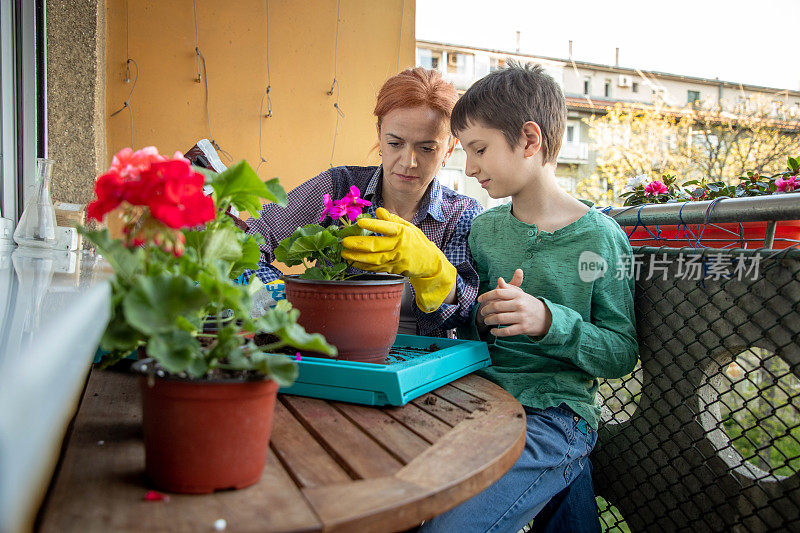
left=419, top=405, right=598, bottom=533
left=530, top=457, right=601, bottom=533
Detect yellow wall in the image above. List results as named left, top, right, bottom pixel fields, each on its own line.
left=105, top=0, right=415, bottom=194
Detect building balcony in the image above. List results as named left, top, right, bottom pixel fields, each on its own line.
left=557, top=142, right=590, bottom=163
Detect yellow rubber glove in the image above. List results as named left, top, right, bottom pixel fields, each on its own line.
left=341, top=207, right=457, bottom=313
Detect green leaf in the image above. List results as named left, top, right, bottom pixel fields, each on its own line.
left=192, top=166, right=217, bottom=181
left=210, top=160, right=287, bottom=215
left=275, top=225, right=326, bottom=265
left=251, top=353, right=298, bottom=387
left=78, top=228, right=144, bottom=282
left=337, top=223, right=372, bottom=239
left=289, top=231, right=338, bottom=258
left=197, top=269, right=251, bottom=320
left=255, top=301, right=336, bottom=356
left=123, top=273, right=209, bottom=335
left=295, top=224, right=328, bottom=238
left=300, top=266, right=330, bottom=280
left=206, top=325, right=245, bottom=365
left=329, top=262, right=348, bottom=276
left=100, top=319, right=141, bottom=351
left=273, top=237, right=298, bottom=266
left=146, top=330, right=202, bottom=375
left=230, top=233, right=262, bottom=277
left=202, top=225, right=242, bottom=264
left=262, top=178, right=288, bottom=209
left=273, top=322, right=337, bottom=355
left=247, top=276, right=265, bottom=295
left=788, top=157, right=799, bottom=172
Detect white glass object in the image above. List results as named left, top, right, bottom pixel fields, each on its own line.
left=13, top=158, right=57, bottom=248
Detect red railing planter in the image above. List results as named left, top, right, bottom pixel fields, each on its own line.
left=623, top=220, right=800, bottom=249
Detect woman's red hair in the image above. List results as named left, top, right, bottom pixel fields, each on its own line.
left=373, top=68, right=458, bottom=127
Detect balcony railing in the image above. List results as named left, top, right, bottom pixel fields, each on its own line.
left=593, top=197, right=800, bottom=531
left=557, top=142, right=590, bottom=163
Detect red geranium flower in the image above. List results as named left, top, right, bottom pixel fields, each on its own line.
left=86, top=171, right=127, bottom=222
left=143, top=160, right=215, bottom=229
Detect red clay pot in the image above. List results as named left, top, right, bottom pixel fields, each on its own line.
left=134, top=359, right=278, bottom=494
left=283, top=274, right=404, bottom=364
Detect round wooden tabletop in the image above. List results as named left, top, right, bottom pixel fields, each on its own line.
left=38, top=367, right=526, bottom=532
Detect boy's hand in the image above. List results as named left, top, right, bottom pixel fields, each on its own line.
left=477, top=269, right=552, bottom=338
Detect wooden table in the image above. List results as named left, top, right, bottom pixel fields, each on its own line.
left=37, top=368, right=526, bottom=532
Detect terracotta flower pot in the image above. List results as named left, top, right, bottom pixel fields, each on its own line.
left=133, top=359, right=278, bottom=494
left=283, top=274, right=404, bottom=364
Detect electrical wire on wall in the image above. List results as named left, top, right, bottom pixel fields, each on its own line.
left=109, top=0, right=137, bottom=148
left=192, top=0, right=233, bottom=163
left=396, top=0, right=405, bottom=72
left=327, top=0, right=345, bottom=168
left=256, top=0, right=273, bottom=174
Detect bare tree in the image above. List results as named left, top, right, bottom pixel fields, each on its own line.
left=584, top=96, right=800, bottom=204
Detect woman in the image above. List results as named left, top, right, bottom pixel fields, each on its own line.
left=244, top=67, right=482, bottom=337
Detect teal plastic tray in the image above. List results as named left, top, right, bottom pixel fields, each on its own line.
left=279, top=334, right=491, bottom=406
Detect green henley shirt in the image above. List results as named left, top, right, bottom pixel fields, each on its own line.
left=460, top=202, right=638, bottom=429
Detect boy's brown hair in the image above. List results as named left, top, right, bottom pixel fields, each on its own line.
left=451, top=62, right=567, bottom=164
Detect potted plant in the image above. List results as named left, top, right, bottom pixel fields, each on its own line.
left=619, top=156, right=800, bottom=248
left=274, top=187, right=405, bottom=363
left=81, top=146, right=336, bottom=494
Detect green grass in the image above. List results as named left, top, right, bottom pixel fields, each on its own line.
left=597, top=496, right=630, bottom=532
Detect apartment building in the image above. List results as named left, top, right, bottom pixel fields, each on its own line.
left=417, top=39, right=800, bottom=207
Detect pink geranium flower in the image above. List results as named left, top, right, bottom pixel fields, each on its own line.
left=320, top=193, right=347, bottom=222
left=339, top=186, right=372, bottom=222
left=109, top=146, right=168, bottom=178
left=775, top=175, right=799, bottom=193
left=644, top=180, right=669, bottom=197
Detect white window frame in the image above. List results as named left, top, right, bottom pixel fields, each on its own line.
left=1, top=0, right=41, bottom=226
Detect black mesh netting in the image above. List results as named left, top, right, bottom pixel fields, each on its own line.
left=594, top=246, right=800, bottom=532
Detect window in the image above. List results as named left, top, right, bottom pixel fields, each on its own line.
left=583, top=78, right=590, bottom=95
left=446, top=52, right=474, bottom=77
left=632, top=82, right=639, bottom=93
left=430, top=56, right=439, bottom=70
left=688, top=90, right=701, bottom=104
left=416, top=48, right=430, bottom=68
left=604, top=79, right=611, bottom=98
left=566, top=125, right=575, bottom=144
left=1, top=0, right=42, bottom=228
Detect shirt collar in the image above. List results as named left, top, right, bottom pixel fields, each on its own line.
left=364, top=166, right=446, bottom=223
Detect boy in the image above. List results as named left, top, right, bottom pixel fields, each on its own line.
left=419, top=64, right=638, bottom=532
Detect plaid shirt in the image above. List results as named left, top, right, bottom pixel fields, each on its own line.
left=243, top=165, right=483, bottom=337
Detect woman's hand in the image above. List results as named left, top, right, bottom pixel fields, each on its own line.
left=341, top=207, right=457, bottom=312
left=477, top=269, right=552, bottom=337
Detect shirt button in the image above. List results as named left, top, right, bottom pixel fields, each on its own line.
left=526, top=252, right=533, bottom=259
left=527, top=229, right=535, bottom=237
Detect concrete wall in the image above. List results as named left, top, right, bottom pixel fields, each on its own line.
left=105, top=0, right=415, bottom=196
left=46, top=0, right=106, bottom=206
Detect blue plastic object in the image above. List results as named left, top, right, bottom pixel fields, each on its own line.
left=279, top=334, right=491, bottom=406
left=93, top=347, right=137, bottom=364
